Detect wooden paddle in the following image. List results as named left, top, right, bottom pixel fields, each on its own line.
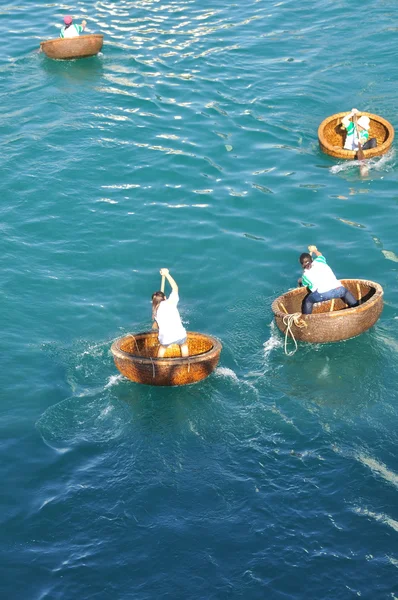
left=353, top=114, right=369, bottom=177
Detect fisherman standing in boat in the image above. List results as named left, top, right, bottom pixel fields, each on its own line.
left=60, top=15, right=87, bottom=38
left=152, top=269, right=189, bottom=358
left=342, top=108, right=377, bottom=151
left=298, top=246, right=357, bottom=314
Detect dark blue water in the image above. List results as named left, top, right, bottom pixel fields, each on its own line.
left=1, top=1, right=398, bottom=598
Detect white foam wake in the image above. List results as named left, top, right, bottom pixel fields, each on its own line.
left=357, top=453, right=398, bottom=490
left=104, top=374, right=124, bottom=389
left=263, top=321, right=283, bottom=360
left=353, top=506, right=398, bottom=533
left=330, top=148, right=396, bottom=175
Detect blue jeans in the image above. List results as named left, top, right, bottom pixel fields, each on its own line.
left=302, top=286, right=357, bottom=315
left=362, top=138, right=377, bottom=150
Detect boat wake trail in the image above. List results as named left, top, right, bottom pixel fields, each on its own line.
left=241, top=322, right=284, bottom=383
left=36, top=339, right=129, bottom=450
left=356, top=453, right=398, bottom=490
left=353, top=506, right=398, bottom=533
left=215, top=366, right=259, bottom=399
left=36, top=390, right=127, bottom=450
left=215, top=366, right=240, bottom=382
left=330, top=148, right=396, bottom=175
left=263, top=322, right=284, bottom=361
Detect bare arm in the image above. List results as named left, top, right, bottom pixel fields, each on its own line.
left=159, top=268, right=178, bottom=293
left=81, top=20, right=87, bottom=30
left=342, top=108, right=359, bottom=129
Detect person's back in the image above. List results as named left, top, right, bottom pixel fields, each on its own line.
left=156, top=289, right=186, bottom=347
left=60, top=15, right=87, bottom=39
left=151, top=269, right=189, bottom=358
left=299, top=246, right=357, bottom=314
left=301, top=255, right=341, bottom=294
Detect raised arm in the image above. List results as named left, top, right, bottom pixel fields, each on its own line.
left=342, top=108, right=358, bottom=129
left=308, top=245, right=322, bottom=257
left=160, top=268, right=178, bottom=293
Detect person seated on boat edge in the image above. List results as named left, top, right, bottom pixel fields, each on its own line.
left=60, top=15, right=87, bottom=38
left=342, top=108, right=377, bottom=151
left=298, top=246, right=357, bottom=315
left=151, top=268, right=189, bottom=358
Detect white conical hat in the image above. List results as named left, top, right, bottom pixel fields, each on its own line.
left=357, top=116, right=370, bottom=130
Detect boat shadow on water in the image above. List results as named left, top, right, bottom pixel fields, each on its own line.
left=36, top=332, right=228, bottom=450
left=36, top=364, right=226, bottom=451
left=41, top=53, right=104, bottom=85
left=265, top=325, right=395, bottom=418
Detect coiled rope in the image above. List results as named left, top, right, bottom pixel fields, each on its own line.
left=282, top=313, right=307, bottom=356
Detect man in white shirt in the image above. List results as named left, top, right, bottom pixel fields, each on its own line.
left=342, top=108, right=377, bottom=151
left=152, top=269, right=188, bottom=357
left=298, top=246, right=357, bottom=314
left=60, top=15, right=87, bottom=38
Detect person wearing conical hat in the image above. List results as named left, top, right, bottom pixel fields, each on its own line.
left=342, top=108, right=377, bottom=151
left=60, top=15, right=87, bottom=38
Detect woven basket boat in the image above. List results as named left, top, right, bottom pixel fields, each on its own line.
left=40, top=34, right=103, bottom=60
left=111, top=331, right=222, bottom=386
left=318, top=112, right=394, bottom=159
left=272, top=279, right=383, bottom=344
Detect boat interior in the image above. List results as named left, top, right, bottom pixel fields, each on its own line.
left=118, top=332, right=214, bottom=359
left=324, top=118, right=390, bottom=148
left=277, top=281, right=376, bottom=315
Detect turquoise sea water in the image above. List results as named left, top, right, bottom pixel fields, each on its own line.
left=1, top=1, right=398, bottom=598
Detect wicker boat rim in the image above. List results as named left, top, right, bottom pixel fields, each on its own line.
left=111, top=331, right=222, bottom=364
left=271, top=279, right=383, bottom=320
left=40, top=34, right=104, bottom=46
left=318, top=111, right=394, bottom=158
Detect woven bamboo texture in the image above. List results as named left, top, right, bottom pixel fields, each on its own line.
left=272, top=279, right=383, bottom=343
left=318, top=112, right=394, bottom=159
left=111, top=331, right=222, bottom=386
left=40, top=34, right=103, bottom=60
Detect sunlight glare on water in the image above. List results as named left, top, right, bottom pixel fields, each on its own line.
left=0, top=1, right=397, bottom=598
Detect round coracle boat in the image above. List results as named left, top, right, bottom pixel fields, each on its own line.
left=272, top=279, right=383, bottom=344
left=111, top=331, right=222, bottom=386
left=318, top=112, right=394, bottom=159
left=40, top=34, right=103, bottom=60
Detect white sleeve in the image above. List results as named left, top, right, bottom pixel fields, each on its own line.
left=168, top=289, right=179, bottom=305
left=342, top=115, right=351, bottom=129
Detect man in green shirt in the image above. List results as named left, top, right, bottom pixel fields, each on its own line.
left=342, top=108, right=377, bottom=151
left=298, top=246, right=357, bottom=314
left=60, top=15, right=87, bottom=38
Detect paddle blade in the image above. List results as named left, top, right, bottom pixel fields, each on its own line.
left=356, top=142, right=365, bottom=161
